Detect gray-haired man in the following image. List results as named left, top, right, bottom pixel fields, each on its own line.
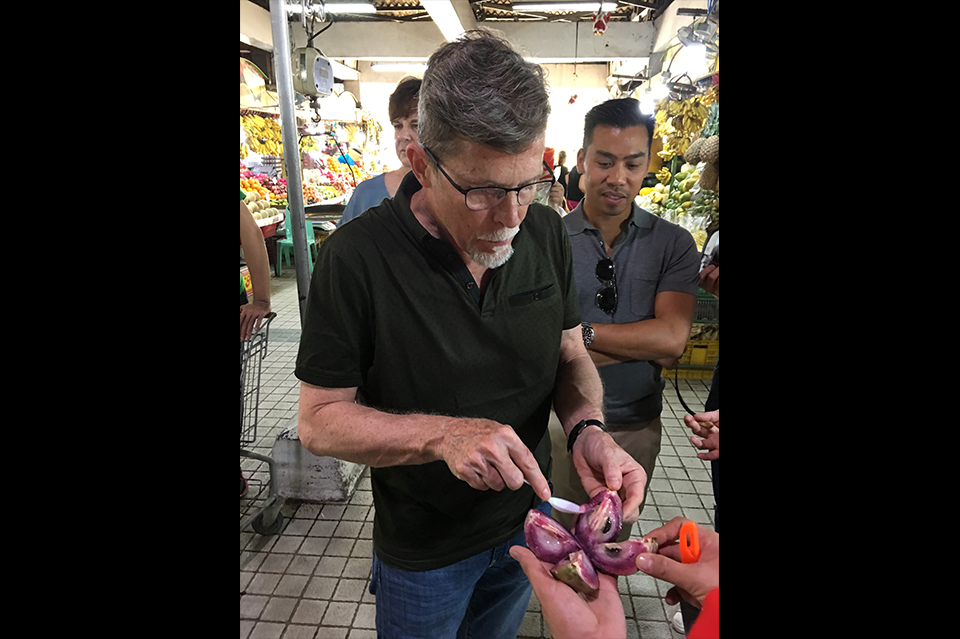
left=295, top=30, right=647, bottom=639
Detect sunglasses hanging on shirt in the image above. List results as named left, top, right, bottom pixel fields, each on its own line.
left=595, top=258, right=617, bottom=315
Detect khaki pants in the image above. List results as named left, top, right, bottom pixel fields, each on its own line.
left=548, top=411, right=661, bottom=542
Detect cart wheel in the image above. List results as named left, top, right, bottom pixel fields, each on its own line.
left=252, top=511, right=285, bottom=536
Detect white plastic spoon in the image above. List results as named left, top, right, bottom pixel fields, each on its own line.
left=523, top=479, right=584, bottom=514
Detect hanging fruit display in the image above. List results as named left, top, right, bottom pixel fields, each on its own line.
left=639, top=78, right=719, bottom=247
left=653, top=94, right=710, bottom=162
left=240, top=112, right=322, bottom=158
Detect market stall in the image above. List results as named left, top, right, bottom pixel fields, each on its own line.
left=635, top=71, right=719, bottom=382
left=241, top=57, right=390, bottom=271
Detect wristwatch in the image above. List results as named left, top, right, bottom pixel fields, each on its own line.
left=567, top=419, right=606, bottom=452
left=581, top=322, right=594, bottom=349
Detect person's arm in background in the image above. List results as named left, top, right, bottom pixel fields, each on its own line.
left=588, top=291, right=695, bottom=370
left=548, top=181, right=568, bottom=215
left=699, top=264, right=718, bottom=298
left=240, top=200, right=272, bottom=340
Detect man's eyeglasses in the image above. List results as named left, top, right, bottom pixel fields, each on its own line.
left=422, top=146, right=555, bottom=211
left=595, top=258, right=617, bottom=315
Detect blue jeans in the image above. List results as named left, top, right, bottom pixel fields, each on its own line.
left=368, top=500, right=550, bottom=639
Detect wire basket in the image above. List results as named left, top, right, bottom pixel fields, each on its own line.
left=695, top=296, right=719, bottom=322
left=240, top=313, right=275, bottom=446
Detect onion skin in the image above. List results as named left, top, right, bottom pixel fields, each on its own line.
left=523, top=509, right=582, bottom=564
left=583, top=537, right=661, bottom=576
left=551, top=549, right=600, bottom=595
left=574, top=490, right=623, bottom=545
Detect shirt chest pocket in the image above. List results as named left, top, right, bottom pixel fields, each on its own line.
left=508, top=283, right=558, bottom=308
left=628, top=265, right=661, bottom=318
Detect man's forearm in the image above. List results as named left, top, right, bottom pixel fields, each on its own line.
left=590, top=318, right=690, bottom=364
left=298, top=389, right=448, bottom=468
left=553, top=347, right=606, bottom=436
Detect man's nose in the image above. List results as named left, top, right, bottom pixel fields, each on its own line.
left=609, top=163, right=626, bottom=184
left=493, top=193, right=523, bottom=228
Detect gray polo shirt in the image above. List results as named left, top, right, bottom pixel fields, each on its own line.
left=564, top=201, right=700, bottom=424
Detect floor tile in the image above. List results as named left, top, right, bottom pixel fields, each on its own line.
left=290, top=600, right=327, bottom=625
left=274, top=574, right=309, bottom=598
left=261, top=597, right=298, bottom=623
left=302, top=576, right=338, bottom=600
left=249, top=621, right=286, bottom=639
left=247, top=573, right=281, bottom=596
left=333, top=578, right=367, bottom=602
left=353, top=603, right=377, bottom=629
left=321, top=601, right=358, bottom=627
left=281, top=625, right=318, bottom=639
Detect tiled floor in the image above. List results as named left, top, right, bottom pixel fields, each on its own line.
left=240, top=264, right=716, bottom=639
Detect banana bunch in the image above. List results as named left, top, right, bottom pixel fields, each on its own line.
left=654, top=95, right=712, bottom=163
left=299, top=135, right=320, bottom=154
left=240, top=143, right=249, bottom=159
left=656, top=167, right=672, bottom=185
left=701, top=84, right=719, bottom=107
left=242, top=113, right=284, bottom=156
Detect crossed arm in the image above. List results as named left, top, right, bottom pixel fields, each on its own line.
left=587, top=290, right=696, bottom=370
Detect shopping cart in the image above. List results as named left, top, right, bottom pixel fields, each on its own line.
left=239, top=312, right=286, bottom=536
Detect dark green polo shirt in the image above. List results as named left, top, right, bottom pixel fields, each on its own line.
left=296, top=172, right=581, bottom=571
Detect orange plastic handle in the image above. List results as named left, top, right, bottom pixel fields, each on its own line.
left=679, top=520, right=700, bottom=564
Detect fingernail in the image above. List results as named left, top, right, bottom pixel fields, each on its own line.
left=637, top=556, right=652, bottom=572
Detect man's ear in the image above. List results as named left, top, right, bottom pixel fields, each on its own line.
left=576, top=148, right=585, bottom=174
left=407, top=144, right=432, bottom=187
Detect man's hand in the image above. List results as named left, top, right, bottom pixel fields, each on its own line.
left=636, top=517, right=719, bottom=609
left=509, top=545, right=625, bottom=639
left=571, top=427, right=647, bottom=524
left=437, top=418, right=551, bottom=502
left=548, top=181, right=566, bottom=209
left=240, top=299, right=272, bottom=341
left=699, top=264, right=719, bottom=298
left=683, top=410, right=719, bottom=461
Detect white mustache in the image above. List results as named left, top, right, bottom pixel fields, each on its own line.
left=477, top=226, right=520, bottom=242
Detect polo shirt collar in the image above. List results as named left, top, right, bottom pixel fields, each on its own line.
left=567, top=199, right=655, bottom=238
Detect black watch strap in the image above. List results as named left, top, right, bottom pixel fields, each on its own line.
left=567, top=419, right=606, bottom=452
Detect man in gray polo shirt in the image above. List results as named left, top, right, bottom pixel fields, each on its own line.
left=550, top=98, right=700, bottom=539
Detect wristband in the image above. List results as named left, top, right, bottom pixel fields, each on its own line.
left=567, top=419, right=606, bottom=453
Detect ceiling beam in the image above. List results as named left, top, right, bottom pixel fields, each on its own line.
left=421, top=0, right=478, bottom=41
left=290, top=19, right=656, bottom=62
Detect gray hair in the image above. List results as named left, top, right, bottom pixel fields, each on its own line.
left=418, top=29, right=551, bottom=160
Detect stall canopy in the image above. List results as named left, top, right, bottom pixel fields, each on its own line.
left=241, top=58, right=280, bottom=109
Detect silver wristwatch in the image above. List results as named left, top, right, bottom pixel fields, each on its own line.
left=581, top=322, right=594, bottom=349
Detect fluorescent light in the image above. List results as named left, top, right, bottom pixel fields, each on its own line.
left=421, top=0, right=467, bottom=42
left=512, top=2, right=618, bottom=12
left=324, top=3, right=376, bottom=14
left=370, top=62, right=428, bottom=73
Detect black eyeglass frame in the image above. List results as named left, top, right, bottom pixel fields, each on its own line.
left=421, top=145, right=556, bottom=211
left=595, top=257, right=618, bottom=316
